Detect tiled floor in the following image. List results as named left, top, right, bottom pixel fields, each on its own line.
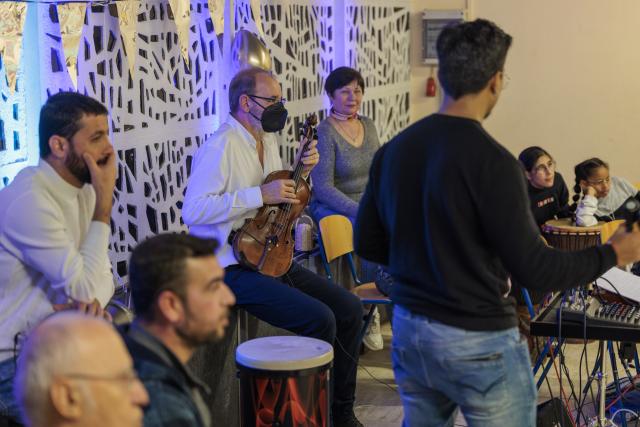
left=353, top=322, right=640, bottom=426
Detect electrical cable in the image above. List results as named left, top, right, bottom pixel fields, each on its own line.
left=539, top=291, right=558, bottom=402
left=548, top=343, right=578, bottom=427
left=610, top=408, right=639, bottom=425
left=578, top=287, right=598, bottom=424
left=334, top=335, right=398, bottom=395
left=557, top=291, right=566, bottom=427
left=605, top=380, right=635, bottom=412
left=533, top=334, right=556, bottom=404
left=591, top=278, right=640, bottom=423
left=583, top=328, right=598, bottom=420
left=558, top=347, right=584, bottom=424
left=575, top=290, right=591, bottom=426
left=595, top=277, right=638, bottom=307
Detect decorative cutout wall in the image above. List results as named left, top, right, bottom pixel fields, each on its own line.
left=0, top=0, right=410, bottom=285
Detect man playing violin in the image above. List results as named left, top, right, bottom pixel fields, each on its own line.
left=183, top=67, right=364, bottom=427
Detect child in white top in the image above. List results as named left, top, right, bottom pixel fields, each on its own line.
left=573, top=158, right=639, bottom=226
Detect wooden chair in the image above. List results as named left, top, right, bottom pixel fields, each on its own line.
left=317, top=214, right=392, bottom=346
left=600, top=219, right=625, bottom=244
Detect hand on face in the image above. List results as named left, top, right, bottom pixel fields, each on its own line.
left=583, top=185, right=597, bottom=197
left=84, top=148, right=116, bottom=222
left=84, top=148, right=116, bottom=194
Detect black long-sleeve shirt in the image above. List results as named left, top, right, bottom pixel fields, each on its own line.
left=528, top=172, right=571, bottom=227
left=354, top=114, right=617, bottom=331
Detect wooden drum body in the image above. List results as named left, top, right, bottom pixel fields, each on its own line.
left=236, top=336, right=333, bottom=427
left=541, top=219, right=602, bottom=251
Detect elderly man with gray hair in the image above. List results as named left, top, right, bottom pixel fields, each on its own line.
left=12, top=312, right=148, bottom=427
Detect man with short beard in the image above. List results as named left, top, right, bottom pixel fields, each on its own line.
left=0, top=92, right=116, bottom=423
left=120, top=233, right=236, bottom=427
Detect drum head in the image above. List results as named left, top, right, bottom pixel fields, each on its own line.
left=542, top=218, right=602, bottom=233
left=236, top=336, right=333, bottom=371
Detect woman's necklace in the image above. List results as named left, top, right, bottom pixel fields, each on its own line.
left=336, top=119, right=361, bottom=143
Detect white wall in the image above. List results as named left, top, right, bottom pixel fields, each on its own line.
left=410, top=0, right=640, bottom=185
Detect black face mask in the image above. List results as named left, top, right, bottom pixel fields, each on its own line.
left=248, top=96, right=288, bottom=133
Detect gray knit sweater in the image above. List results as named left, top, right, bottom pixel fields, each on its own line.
left=310, top=116, right=381, bottom=219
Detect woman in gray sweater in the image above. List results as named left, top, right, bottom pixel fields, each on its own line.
left=310, top=67, right=381, bottom=221
left=310, top=67, right=385, bottom=351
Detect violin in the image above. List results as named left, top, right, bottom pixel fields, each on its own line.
left=231, top=114, right=318, bottom=277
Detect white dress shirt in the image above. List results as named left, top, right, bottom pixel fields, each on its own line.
left=182, top=115, right=283, bottom=267
left=0, top=160, right=114, bottom=361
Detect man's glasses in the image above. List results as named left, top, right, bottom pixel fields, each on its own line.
left=247, top=94, right=287, bottom=105
left=65, top=370, right=140, bottom=390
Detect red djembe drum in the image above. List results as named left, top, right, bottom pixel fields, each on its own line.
left=236, top=336, right=333, bottom=427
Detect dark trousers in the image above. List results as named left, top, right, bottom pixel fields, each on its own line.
left=225, top=262, right=363, bottom=416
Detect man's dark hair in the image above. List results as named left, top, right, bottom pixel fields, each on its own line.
left=228, top=67, right=273, bottom=113
left=129, top=233, right=219, bottom=321
left=38, top=92, right=108, bottom=158
left=324, top=66, right=365, bottom=97
left=436, top=19, right=512, bottom=100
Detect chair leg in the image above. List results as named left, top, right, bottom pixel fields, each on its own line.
left=521, top=288, right=536, bottom=318
left=318, top=239, right=333, bottom=281
left=357, top=304, right=377, bottom=347
left=346, top=253, right=362, bottom=285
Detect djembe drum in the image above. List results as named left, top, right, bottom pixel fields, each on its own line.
left=236, top=336, right=333, bottom=427
left=541, top=218, right=602, bottom=251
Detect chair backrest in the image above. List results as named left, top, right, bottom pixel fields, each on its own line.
left=600, top=219, right=625, bottom=244
left=318, top=215, right=354, bottom=263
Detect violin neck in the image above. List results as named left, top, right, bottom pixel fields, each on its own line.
left=292, top=138, right=310, bottom=183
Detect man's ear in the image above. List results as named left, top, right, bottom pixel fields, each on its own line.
left=156, top=290, right=185, bottom=323
left=488, top=72, right=500, bottom=96
left=239, top=94, right=251, bottom=113
left=48, top=135, right=69, bottom=160
left=50, top=378, right=83, bottom=420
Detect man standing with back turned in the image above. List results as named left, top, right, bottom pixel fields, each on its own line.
left=354, top=19, right=640, bottom=427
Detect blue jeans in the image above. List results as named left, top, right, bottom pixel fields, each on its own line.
left=392, top=305, right=536, bottom=427
left=0, top=357, right=21, bottom=422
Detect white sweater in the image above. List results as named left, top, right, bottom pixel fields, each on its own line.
left=0, top=161, right=114, bottom=361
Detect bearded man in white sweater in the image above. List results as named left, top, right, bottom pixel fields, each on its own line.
left=0, top=92, right=116, bottom=424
